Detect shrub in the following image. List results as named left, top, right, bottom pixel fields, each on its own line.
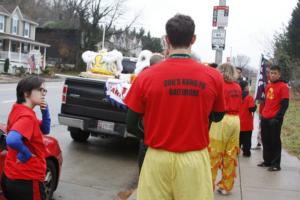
left=4, top=58, right=9, bottom=73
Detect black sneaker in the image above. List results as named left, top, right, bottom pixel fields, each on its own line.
left=257, top=162, right=271, bottom=167
left=257, top=143, right=262, bottom=147
left=243, top=153, right=251, bottom=157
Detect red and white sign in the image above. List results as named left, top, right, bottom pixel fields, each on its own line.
left=213, top=6, right=229, bottom=27
left=105, top=79, right=131, bottom=106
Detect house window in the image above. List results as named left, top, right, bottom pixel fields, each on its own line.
left=23, top=43, right=29, bottom=53
left=24, top=22, right=30, bottom=37
left=11, top=41, right=17, bottom=52
left=0, top=16, right=4, bottom=32
left=12, top=16, right=18, bottom=35
left=0, top=40, right=3, bottom=50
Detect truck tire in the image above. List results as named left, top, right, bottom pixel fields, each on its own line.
left=69, top=128, right=90, bottom=142
left=45, top=159, right=58, bottom=200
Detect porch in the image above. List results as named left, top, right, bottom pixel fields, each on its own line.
left=0, top=34, right=50, bottom=74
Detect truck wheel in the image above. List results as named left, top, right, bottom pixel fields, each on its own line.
left=45, top=159, right=58, bottom=200
left=69, top=128, right=90, bottom=142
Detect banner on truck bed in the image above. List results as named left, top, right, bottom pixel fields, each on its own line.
left=105, top=79, right=131, bottom=110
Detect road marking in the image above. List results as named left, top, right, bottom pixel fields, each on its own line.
left=1, top=100, right=15, bottom=104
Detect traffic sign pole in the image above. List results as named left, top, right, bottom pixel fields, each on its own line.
left=214, top=0, right=227, bottom=64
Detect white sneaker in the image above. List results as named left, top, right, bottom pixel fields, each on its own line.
left=217, top=188, right=229, bottom=195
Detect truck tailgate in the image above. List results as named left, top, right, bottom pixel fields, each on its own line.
left=61, top=77, right=126, bottom=123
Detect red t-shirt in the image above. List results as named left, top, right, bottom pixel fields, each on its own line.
left=124, top=58, right=225, bottom=152
left=262, top=81, right=289, bottom=119
left=224, top=81, right=242, bottom=115
left=239, top=95, right=255, bottom=131
left=5, top=103, right=46, bottom=181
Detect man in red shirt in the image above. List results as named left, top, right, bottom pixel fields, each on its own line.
left=258, top=65, right=289, bottom=171
left=125, top=14, right=225, bottom=200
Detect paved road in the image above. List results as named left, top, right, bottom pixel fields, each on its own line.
left=0, top=81, right=139, bottom=200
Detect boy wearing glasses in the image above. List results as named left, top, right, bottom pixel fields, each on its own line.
left=2, top=76, right=51, bottom=200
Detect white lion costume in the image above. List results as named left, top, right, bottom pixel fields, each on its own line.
left=81, top=49, right=123, bottom=77
left=134, top=50, right=153, bottom=74
left=82, top=49, right=155, bottom=109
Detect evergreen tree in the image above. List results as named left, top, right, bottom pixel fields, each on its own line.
left=287, top=0, right=300, bottom=59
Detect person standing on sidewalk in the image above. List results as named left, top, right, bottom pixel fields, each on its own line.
left=258, top=65, right=289, bottom=171
left=236, top=67, right=247, bottom=83
left=239, top=81, right=257, bottom=157
left=125, top=14, right=225, bottom=200
left=209, top=63, right=242, bottom=195
left=2, top=76, right=51, bottom=200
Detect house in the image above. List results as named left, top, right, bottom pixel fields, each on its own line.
left=105, top=33, right=142, bottom=57
left=35, top=28, right=81, bottom=67
left=0, top=4, right=50, bottom=74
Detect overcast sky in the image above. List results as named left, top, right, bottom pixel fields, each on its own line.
left=125, top=0, right=298, bottom=69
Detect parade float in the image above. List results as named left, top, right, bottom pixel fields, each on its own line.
left=80, top=49, right=153, bottom=108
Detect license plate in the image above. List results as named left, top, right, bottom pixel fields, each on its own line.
left=97, top=120, right=114, bottom=131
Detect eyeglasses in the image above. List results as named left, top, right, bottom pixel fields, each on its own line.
left=37, top=87, right=48, bottom=94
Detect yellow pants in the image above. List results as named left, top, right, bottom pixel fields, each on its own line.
left=137, top=147, right=213, bottom=200
left=208, top=114, right=240, bottom=192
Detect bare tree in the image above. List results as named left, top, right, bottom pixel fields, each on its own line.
left=232, top=54, right=251, bottom=69
left=56, top=0, right=139, bottom=69
left=59, top=0, right=139, bottom=48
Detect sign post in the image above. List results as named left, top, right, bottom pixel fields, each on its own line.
left=213, top=0, right=228, bottom=64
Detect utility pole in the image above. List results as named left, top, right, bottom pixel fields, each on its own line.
left=213, top=0, right=228, bottom=64
left=102, top=24, right=106, bottom=49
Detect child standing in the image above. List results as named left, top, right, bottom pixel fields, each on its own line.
left=239, top=81, right=257, bottom=157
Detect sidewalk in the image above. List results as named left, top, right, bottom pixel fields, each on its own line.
left=0, top=74, right=64, bottom=84
left=127, top=114, right=300, bottom=200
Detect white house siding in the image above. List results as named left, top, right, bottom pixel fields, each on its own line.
left=5, top=16, right=9, bottom=34
left=18, top=19, right=23, bottom=36
left=30, top=24, right=35, bottom=40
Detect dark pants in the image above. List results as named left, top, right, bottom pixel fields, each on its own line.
left=1, top=173, right=46, bottom=200
left=138, top=140, right=148, bottom=173
left=240, top=131, right=252, bottom=156
left=261, top=118, right=283, bottom=167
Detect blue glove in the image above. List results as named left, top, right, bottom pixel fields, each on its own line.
left=17, top=151, right=32, bottom=163
left=40, top=106, right=51, bottom=134
left=6, top=131, right=33, bottom=163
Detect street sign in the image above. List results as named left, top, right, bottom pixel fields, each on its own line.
left=212, top=29, right=226, bottom=38
left=212, top=29, right=226, bottom=50
left=212, top=6, right=229, bottom=27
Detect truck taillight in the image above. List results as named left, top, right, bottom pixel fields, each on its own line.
left=62, top=85, right=68, bottom=104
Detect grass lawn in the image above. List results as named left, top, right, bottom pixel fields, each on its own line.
left=282, top=94, right=300, bottom=159
left=38, top=67, right=82, bottom=78
left=55, top=70, right=81, bottom=76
